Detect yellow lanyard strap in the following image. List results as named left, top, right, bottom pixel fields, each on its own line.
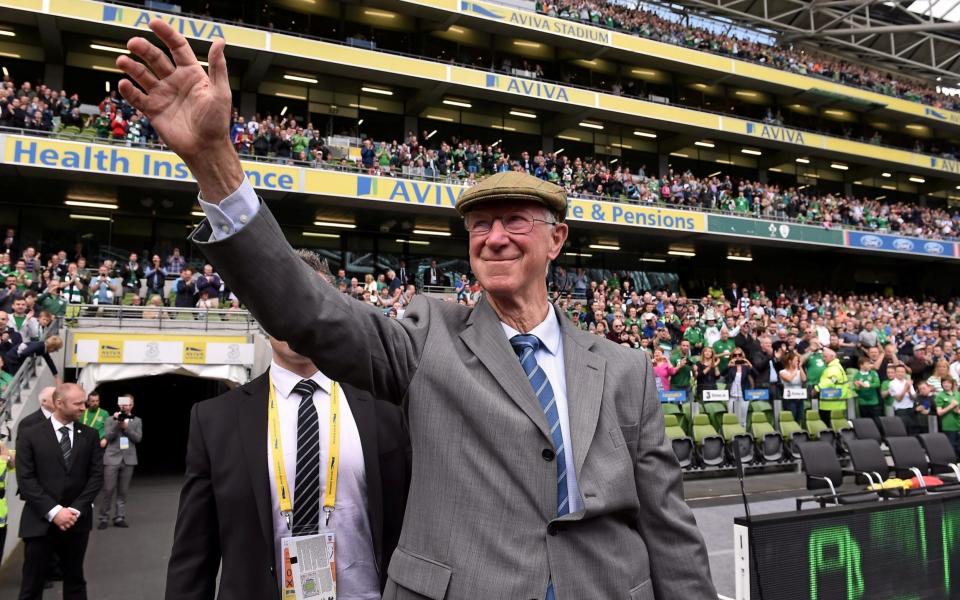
left=268, top=374, right=341, bottom=527
left=82, top=409, right=101, bottom=428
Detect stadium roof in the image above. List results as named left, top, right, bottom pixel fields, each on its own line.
left=669, top=0, right=960, bottom=83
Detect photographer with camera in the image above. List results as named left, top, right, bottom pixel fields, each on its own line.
left=97, top=394, right=142, bottom=529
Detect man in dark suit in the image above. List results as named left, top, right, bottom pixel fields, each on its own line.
left=166, top=251, right=410, bottom=600
left=0, top=310, right=23, bottom=356
left=4, top=336, right=63, bottom=378
left=17, top=386, right=57, bottom=434
left=751, top=335, right=784, bottom=399
left=16, top=383, right=104, bottom=600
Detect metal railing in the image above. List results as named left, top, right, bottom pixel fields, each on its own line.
left=3, top=124, right=956, bottom=243
left=66, top=304, right=259, bottom=332
left=0, top=317, right=62, bottom=427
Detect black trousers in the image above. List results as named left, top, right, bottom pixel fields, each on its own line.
left=19, top=530, right=89, bottom=600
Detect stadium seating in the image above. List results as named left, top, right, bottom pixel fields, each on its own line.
left=721, top=413, right=755, bottom=465
left=917, top=433, right=960, bottom=481
left=748, top=400, right=774, bottom=426
left=886, top=437, right=960, bottom=491
left=797, top=442, right=879, bottom=508
left=851, top=418, right=884, bottom=445
left=777, top=413, right=810, bottom=458
left=703, top=402, right=728, bottom=431
left=664, top=415, right=696, bottom=470
left=878, top=416, right=909, bottom=440
left=804, top=411, right=835, bottom=446
left=845, top=439, right=892, bottom=487
left=692, top=414, right=725, bottom=467
left=750, top=412, right=785, bottom=463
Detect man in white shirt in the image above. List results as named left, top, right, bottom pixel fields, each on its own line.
left=166, top=251, right=410, bottom=600
left=889, top=364, right=918, bottom=431
left=15, top=383, right=103, bottom=600
left=17, top=385, right=56, bottom=433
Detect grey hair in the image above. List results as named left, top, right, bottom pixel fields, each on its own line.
left=293, top=249, right=331, bottom=277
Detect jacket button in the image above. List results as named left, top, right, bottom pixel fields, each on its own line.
left=269, top=566, right=275, bottom=575
left=542, top=448, right=555, bottom=462
left=547, top=523, right=560, bottom=536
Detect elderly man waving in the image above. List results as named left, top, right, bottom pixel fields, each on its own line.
left=117, top=20, right=716, bottom=599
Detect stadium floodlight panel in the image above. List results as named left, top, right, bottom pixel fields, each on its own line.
left=191, top=211, right=205, bottom=217
left=90, top=43, right=130, bottom=54
left=0, top=29, right=14, bottom=37
left=734, top=90, right=758, bottom=98
left=303, top=232, right=340, bottom=239
left=694, top=140, right=715, bottom=148
left=313, top=220, right=356, bottom=229
left=579, top=121, right=603, bottom=130
left=443, top=99, right=472, bottom=108
left=284, top=74, right=318, bottom=84
left=639, top=257, right=667, bottom=263
left=412, top=229, right=451, bottom=237
left=397, top=238, right=430, bottom=246
left=513, top=40, right=542, bottom=48
left=564, top=252, right=593, bottom=257
left=588, top=243, right=620, bottom=251
left=425, top=114, right=454, bottom=122
left=361, top=86, right=393, bottom=96
left=70, top=214, right=112, bottom=222
left=364, top=9, right=396, bottom=18
left=65, top=200, right=118, bottom=210
left=741, top=148, right=762, bottom=156
left=830, top=163, right=849, bottom=170
left=909, top=176, right=926, bottom=183
left=633, top=130, right=657, bottom=138
left=882, top=172, right=893, bottom=177
left=727, top=255, right=753, bottom=262
left=509, top=109, right=537, bottom=119
left=0, top=52, right=21, bottom=59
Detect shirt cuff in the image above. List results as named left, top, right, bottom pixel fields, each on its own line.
left=46, top=504, right=63, bottom=522
left=198, top=175, right=260, bottom=240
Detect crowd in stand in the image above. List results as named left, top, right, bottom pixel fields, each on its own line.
left=4, top=75, right=960, bottom=240
left=536, top=1, right=960, bottom=112
left=545, top=273, right=960, bottom=451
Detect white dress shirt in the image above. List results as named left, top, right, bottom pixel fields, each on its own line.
left=46, top=415, right=81, bottom=522
left=267, top=361, right=379, bottom=600
left=501, top=306, right=583, bottom=516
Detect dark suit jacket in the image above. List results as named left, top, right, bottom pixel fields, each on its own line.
left=15, top=419, right=104, bottom=538
left=751, top=350, right=781, bottom=387
left=4, top=341, right=57, bottom=376
left=17, top=408, right=48, bottom=434
left=165, top=371, right=410, bottom=600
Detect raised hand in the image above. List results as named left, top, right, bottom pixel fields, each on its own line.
left=116, top=19, right=242, bottom=202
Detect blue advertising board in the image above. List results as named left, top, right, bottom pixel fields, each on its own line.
left=845, top=231, right=956, bottom=258
left=744, top=389, right=770, bottom=401
left=659, top=390, right=687, bottom=403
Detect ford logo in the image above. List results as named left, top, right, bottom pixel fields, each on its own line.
left=860, top=235, right=883, bottom=248
left=924, top=242, right=945, bottom=254
left=892, top=238, right=914, bottom=251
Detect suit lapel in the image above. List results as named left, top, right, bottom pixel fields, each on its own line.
left=237, top=375, right=274, bottom=558
left=459, top=297, right=552, bottom=442
left=558, top=309, right=606, bottom=477
left=341, top=383, right=383, bottom=563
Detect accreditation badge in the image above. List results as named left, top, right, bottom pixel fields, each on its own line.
left=281, top=531, right=336, bottom=600
left=119, top=436, right=130, bottom=450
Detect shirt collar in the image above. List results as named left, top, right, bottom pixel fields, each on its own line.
left=500, top=304, right=561, bottom=357
left=41, top=407, right=53, bottom=419
left=270, top=360, right=333, bottom=398
left=50, top=414, right=72, bottom=431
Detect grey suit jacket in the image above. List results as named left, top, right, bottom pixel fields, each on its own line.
left=191, top=206, right=716, bottom=600
left=102, top=415, right=142, bottom=466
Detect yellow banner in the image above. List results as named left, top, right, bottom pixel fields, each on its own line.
left=2, top=135, right=301, bottom=191
left=567, top=198, right=705, bottom=232
left=70, top=332, right=248, bottom=366
left=46, top=0, right=267, bottom=50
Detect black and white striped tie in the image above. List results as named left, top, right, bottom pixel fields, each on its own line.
left=59, top=426, right=72, bottom=468
left=291, top=379, right=321, bottom=536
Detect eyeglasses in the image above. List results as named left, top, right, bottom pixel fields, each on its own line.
left=463, top=211, right=556, bottom=235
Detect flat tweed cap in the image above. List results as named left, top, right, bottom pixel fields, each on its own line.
left=455, top=171, right=567, bottom=222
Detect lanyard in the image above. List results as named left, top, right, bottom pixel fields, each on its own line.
left=268, top=374, right=340, bottom=530
left=82, top=409, right=101, bottom=428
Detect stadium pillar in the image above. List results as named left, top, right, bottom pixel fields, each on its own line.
left=542, top=137, right=554, bottom=153
left=44, top=64, right=64, bottom=91
left=758, top=170, right=768, bottom=184
left=844, top=182, right=853, bottom=197
left=240, top=93, right=257, bottom=124
left=658, top=153, right=669, bottom=179
left=404, top=116, right=419, bottom=138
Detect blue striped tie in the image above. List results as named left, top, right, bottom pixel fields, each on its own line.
left=510, top=334, right=567, bottom=600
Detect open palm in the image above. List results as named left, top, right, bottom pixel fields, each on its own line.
left=116, top=19, right=232, bottom=162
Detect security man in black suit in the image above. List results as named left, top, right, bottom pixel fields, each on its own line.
left=16, top=383, right=104, bottom=600
left=166, top=251, right=410, bottom=600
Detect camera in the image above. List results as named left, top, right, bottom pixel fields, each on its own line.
left=115, top=412, right=132, bottom=422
